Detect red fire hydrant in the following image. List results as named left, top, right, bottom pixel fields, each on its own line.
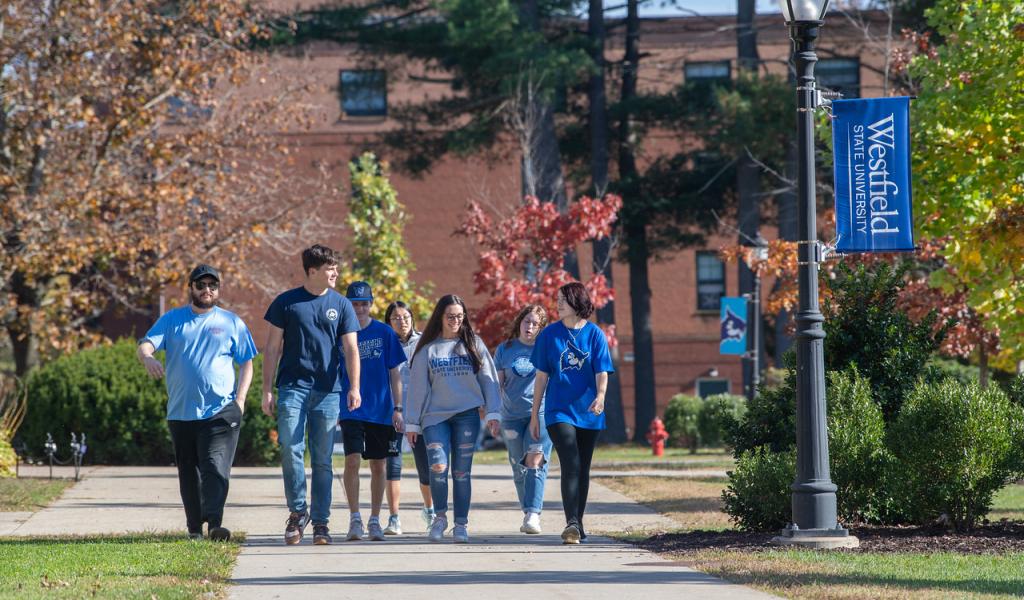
left=646, top=417, right=669, bottom=457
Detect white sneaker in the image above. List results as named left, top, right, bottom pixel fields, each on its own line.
left=520, top=512, right=542, bottom=534
left=428, top=515, right=448, bottom=542
left=421, top=507, right=435, bottom=529
left=452, top=523, right=469, bottom=543
left=384, top=514, right=402, bottom=535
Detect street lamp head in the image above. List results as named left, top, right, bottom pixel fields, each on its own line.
left=782, top=0, right=830, bottom=24
left=753, top=233, right=770, bottom=262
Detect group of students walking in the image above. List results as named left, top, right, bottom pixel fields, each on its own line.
left=137, top=244, right=614, bottom=546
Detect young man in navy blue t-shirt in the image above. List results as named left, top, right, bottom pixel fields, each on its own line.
left=338, top=281, right=407, bottom=541
left=262, top=245, right=361, bottom=545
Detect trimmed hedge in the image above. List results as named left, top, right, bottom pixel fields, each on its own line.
left=891, top=378, right=1022, bottom=531
left=20, top=340, right=279, bottom=466
left=663, top=394, right=702, bottom=452
left=697, top=393, right=746, bottom=448
left=721, top=445, right=794, bottom=531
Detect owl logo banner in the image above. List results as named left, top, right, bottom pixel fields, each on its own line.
left=720, top=297, right=747, bottom=356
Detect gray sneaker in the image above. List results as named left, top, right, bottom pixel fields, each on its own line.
left=452, top=523, right=469, bottom=543
left=421, top=507, right=435, bottom=529
left=384, top=514, right=402, bottom=535
left=427, top=515, right=448, bottom=542
left=346, top=518, right=365, bottom=541
left=367, top=519, right=386, bottom=541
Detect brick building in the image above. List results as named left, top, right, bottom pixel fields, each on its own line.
left=214, top=6, right=891, bottom=435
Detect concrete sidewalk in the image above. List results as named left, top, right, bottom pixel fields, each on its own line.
left=8, top=463, right=775, bottom=599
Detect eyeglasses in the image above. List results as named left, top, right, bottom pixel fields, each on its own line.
left=445, top=313, right=465, bottom=322
left=390, top=315, right=412, bottom=323
left=193, top=281, right=219, bottom=291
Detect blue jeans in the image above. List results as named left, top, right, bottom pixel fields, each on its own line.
left=502, top=414, right=552, bottom=514
left=423, top=408, right=480, bottom=526
left=276, top=386, right=340, bottom=525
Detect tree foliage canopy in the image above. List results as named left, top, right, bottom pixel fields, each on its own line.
left=912, top=0, right=1024, bottom=363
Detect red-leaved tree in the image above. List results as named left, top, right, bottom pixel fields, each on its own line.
left=454, top=194, right=622, bottom=347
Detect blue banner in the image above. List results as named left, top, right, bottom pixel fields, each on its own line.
left=832, top=96, right=915, bottom=253
left=720, top=297, right=748, bottom=356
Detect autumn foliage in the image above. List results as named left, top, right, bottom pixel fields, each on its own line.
left=454, top=194, right=622, bottom=347
left=1, top=1, right=340, bottom=374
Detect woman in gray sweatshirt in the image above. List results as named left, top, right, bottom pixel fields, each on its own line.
left=405, top=294, right=501, bottom=543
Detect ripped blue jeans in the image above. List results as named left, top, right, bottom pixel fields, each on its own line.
left=502, top=414, right=552, bottom=514
left=423, top=408, right=481, bottom=526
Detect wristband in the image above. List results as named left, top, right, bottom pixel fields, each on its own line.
left=393, top=407, right=403, bottom=413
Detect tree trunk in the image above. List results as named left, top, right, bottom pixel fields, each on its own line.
left=618, top=0, right=656, bottom=443
left=737, top=0, right=763, bottom=397
left=588, top=0, right=625, bottom=443
left=7, top=272, right=42, bottom=377
left=517, top=0, right=578, bottom=278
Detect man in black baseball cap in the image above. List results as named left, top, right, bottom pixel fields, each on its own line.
left=190, top=264, right=221, bottom=283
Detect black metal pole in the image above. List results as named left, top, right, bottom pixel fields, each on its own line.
left=750, top=270, right=761, bottom=401
left=772, top=20, right=856, bottom=548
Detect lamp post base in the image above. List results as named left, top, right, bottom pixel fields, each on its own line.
left=771, top=524, right=860, bottom=549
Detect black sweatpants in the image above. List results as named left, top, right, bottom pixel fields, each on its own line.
left=167, top=402, right=242, bottom=533
left=547, top=422, right=601, bottom=530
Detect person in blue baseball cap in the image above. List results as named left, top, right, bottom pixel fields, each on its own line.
left=338, top=281, right=407, bottom=541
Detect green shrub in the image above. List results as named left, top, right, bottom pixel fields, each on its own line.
left=827, top=367, right=899, bottom=523
left=725, top=362, right=796, bottom=457
left=697, top=393, right=746, bottom=448
left=722, top=446, right=794, bottom=531
left=1005, top=372, right=1024, bottom=407
left=923, top=357, right=981, bottom=387
left=663, top=394, right=702, bottom=452
left=236, top=355, right=280, bottom=466
left=21, top=340, right=173, bottom=465
left=823, top=262, right=950, bottom=421
left=21, top=340, right=279, bottom=466
left=891, top=378, right=1022, bottom=530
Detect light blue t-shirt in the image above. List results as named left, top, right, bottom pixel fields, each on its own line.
left=494, top=339, right=543, bottom=420
left=530, top=321, right=615, bottom=430
left=339, top=319, right=407, bottom=425
left=264, top=287, right=359, bottom=393
left=142, top=306, right=259, bottom=421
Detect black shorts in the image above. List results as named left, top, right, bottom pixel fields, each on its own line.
left=339, top=419, right=400, bottom=460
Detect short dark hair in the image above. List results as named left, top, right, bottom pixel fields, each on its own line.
left=301, top=244, right=339, bottom=275
left=560, top=282, right=594, bottom=319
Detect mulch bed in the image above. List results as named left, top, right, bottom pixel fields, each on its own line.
left=635, top=521, right=1024, bottom=555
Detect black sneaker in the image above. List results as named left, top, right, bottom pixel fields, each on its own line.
left=561, top=523, right=581, bottom=545
left=209, top=526, right=231, bottom=542
left=187, top=531, right=204, bottom=541
left=313, top=524, right=332, bottom=545
left=285, top=511, right=310, bottom=545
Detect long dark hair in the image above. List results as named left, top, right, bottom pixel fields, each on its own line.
left=504, top=304, right=548, bottom=348
left=384, top=301, right=417, bottom=342
left=560, top=281, right=594, bottom=319
left=414, top=294, right=482, bottom=373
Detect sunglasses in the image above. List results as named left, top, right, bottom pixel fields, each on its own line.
left=193, top=281, right=220, bottom=291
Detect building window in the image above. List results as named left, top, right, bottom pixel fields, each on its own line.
left=696, top=251, right=725, bottom=311
left=340, top=69, right=387, bottom=117
left=684, top=60, right=731, bottom=83
left=696, top=378, right=731, bottom=398
left=817, top=58, right=860, bottom=98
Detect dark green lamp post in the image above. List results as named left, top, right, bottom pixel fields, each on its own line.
left=772, top=0, right=858, bottom=549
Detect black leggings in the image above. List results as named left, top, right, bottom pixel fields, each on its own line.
left=547, top=422, right=600, bottom=529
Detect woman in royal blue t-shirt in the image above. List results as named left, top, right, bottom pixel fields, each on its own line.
left=529, top=282, right=614, bottom=544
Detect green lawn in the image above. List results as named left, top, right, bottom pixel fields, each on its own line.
left=990, top=482, right=1024, bottom=522
left=684, top=548, right=1024, bottom=599
left=609, top=475, right=1024, bottom=599
left=331, top=444, right=734, bottom=470
left=0, top=534, right=240, bottom=599
left=0, top=478, right=73, bottom=512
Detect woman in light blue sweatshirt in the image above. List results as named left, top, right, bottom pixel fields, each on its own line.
left=406, top=294, right=501, bottom=543
left=495, top=304, right=551, bottom=535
